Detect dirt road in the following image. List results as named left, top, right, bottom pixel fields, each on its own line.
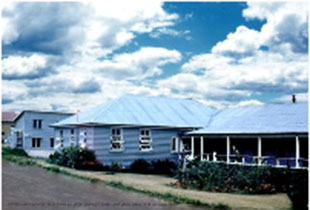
left=2, top=161, right=206, bottom=210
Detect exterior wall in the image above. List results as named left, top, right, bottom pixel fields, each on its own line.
left=54, top=127, right=92, bottom=149
left=10, top=114, right=25, bottom=148
left=55, top=128, right=74, bottom=148
left=10, top=112, right=72, bottom=157
left=93, top=127, right=180, bottom=167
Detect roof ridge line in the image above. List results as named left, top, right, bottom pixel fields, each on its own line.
left=205, top=109, right=221, bottom=127
left=90, top=97, right=123, bottom=123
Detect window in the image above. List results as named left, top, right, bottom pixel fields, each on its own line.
left=79, top=130, right=86, bottom=141
left=70, top=129, right=75, bottom=146
left=110, top=128, right=124, bottom=152
left=79, top=130, right=87, bottom=148
left=32, top=138, right=41, bottom=148
left=50, top=138, right=54, bottom=148
left=139, top=129, right=152, bottom=152
left=171, top=137, right=178, bottom=153
left=16, top=131, right=23, bottom=147
left=59, top=130, right=64, bottom=148
left=33, top=119, right=43, bottom=129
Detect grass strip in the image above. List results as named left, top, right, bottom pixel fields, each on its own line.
left=42, top=164, right=228, bottom=209
left=103, top=181, right=229, bottom=209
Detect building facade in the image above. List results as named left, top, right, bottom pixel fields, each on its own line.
left=10, top=111, right=73, bottom=158
left=183, top=103, right=308, bottom=168
left=9, top=95, right=307, bottom=169
left=52, top=95, right=308, bottom=169
left=52, top=95, right=215, bottom=167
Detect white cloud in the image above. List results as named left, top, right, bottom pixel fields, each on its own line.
left=1, top=76, right=173, bottom=112
left=156, top=72, right=252, bottom=102
left=1, top=2, right=185, bottom=112
left=79, top=1, right=179, bottom=57
left=92, top=47, right=182, bottom=80
left=2, top=54, right=47, bottom=78
left=179, top=50, right=307, bottom=96
left=211, top=2, right=308, bottom=57
left=2, top=2, right=308, bottom=112
left=150, top=27, right=191, bottom=39
left=167, top=1, right=308, bottom=109
left=232, top=100, right=264, bottom=108
left=212, top=26, right=260, bottom=56
left=2, top=80, right=28, bottom=103
left=242, top=2, right=285, bottom=21
left=2, top=1, right=179, bottom=57
left=243, top=2, right=308, bottom=54
left=2, top=2, right=19, bottom=44
left=181, top=53, right=233, bottom=73
left=1, top=46, right=182, bottom=112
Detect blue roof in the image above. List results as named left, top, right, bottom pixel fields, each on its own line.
left=52, top=95, right=215, bottom=128
left=187, top=103, right=308, bottom=134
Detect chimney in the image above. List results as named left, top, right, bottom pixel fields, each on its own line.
left=292, top=95, right=296, bottom=103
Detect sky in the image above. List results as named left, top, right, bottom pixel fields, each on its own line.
left=1, top=1, right=309, bottom=112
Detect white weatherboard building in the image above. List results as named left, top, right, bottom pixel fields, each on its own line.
left=50, top=95, right=308, bottom=168
left=10, top=111, right=73, bottom=158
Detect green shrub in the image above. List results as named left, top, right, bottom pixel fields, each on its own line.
left=151, top=159, right=177, bottom=175
left=2, top=147, right=28, bottom=157
left=130, top=159, right=151, bottom=173
left=48, top=146, right=104, bottom=170
left=129, top=159, right=177, bottom=175
left=175, top=161, right=308, bottom=209
left=110, top=161, right=123, bottom=172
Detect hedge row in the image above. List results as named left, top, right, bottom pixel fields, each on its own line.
left=175, top=160, right=308, bottom=210
left=48, top=147, right=177, bottom=175
left=129, top=159, right=177, bottom=175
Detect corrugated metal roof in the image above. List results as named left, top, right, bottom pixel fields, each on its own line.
left=13, top=110, right=73, bottom=123
left=2, top=112, right=17, bottom=122
left=187, top=103, right=308, bottom=134
left=52, top=95, right=215, bottom=128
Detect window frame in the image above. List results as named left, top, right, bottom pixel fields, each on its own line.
left=171, top=136, right=178, bottom=153
left=79, top=129, right=87, bottom=148
left=32, top=138, right=41, bottom=148
left=33, top=119, right=43, bottom=129
left=38, top=119, right=42, bottom=129
left=33, top=119, right=37, bottom=129
left=69, top=129, right=75, bottom=146
left=50, top=138, right=54, bottom=148
left=139, top=128, right=152, bottom=152
left=16, top=131, right=23, bottom=147
left=110, top=128, right=124, bottom=152
left=59, top=130, right=64, bottom=148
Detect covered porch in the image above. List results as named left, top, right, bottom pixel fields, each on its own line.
left=181, top=134, right=308, bottom=169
